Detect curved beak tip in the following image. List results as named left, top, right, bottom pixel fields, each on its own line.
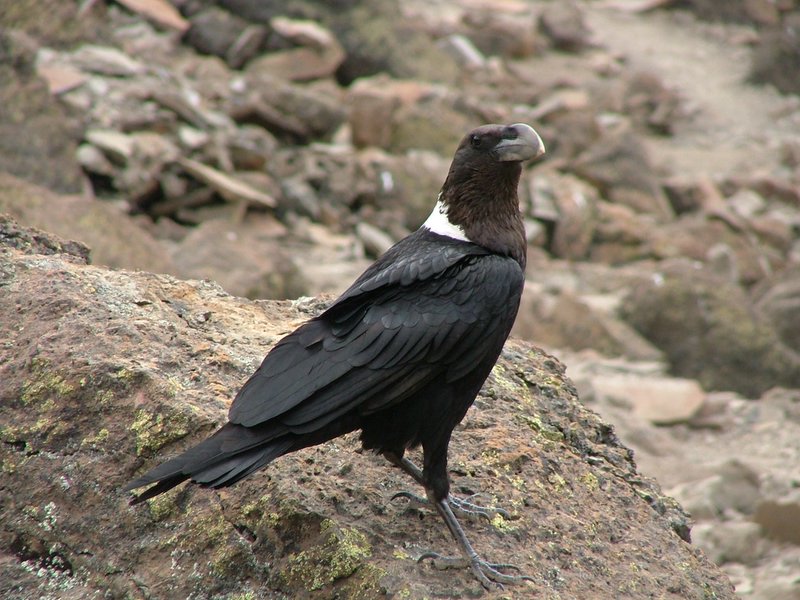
left=497, top=123, right=546, bottom=162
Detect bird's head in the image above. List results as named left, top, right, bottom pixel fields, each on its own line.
left=459, top=122, right=546, bottom=164
left=435, top=123, right=545, bottom=268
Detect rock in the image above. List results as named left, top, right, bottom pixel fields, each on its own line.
left=76, top=143, right=116, bottom=177
left=513, top=283, right=664, bottom=362
left=0, top=172, right=175, bottom=275
left=538, top=1, right=592, bottom=52
left=84, top=128, right=135, bottom=164
left=679, top=0, right=786, bottom=25
left=530, top=170, right=599, bottom=260
left=590, top=374, right=706, bottom=425
left=247, top=17, right=345, bottom=81
left=376, top=149, right=450, bottom=231
left=753, top=492, right=800, bottom=545
left=0, top=218, right=737, bottom=599
left=590, top=200, right=656, bottom=264
left=753, top=268, right=800, bottom=353
left=231, top=75, right=346, bottom=143
left=668, top=460, right=763, bottom=520
left=663, top=176, right=707, bottom=215
left=279, top=175, right=321, bottom=220
left=462, top=7, right=540, bottom=59
left=438, top=34, right=487, bottom=69
left=177, top=156, right=277, bottom=208
left=328, top=0, right=460, bottom=85
left=184, top=6, right=266, bottom=68
left=692, top=521, right=764, bottom=566
left=347, top=76, right=429, bottom=150
left=34, top=58, right=87, bottom=95
left=0, top=30, right=84, bottom=193
left=70, top=44, right=146, bottom=77
left=387, top=91, right=476, bottom=156
left=622, top=71, right=684, bottom=135
left=753, top=574, right=800, bottom=600
left=750, top=14, right=800, bottom=95
left=355, top=221, right=394, bottom=258
left=619, top=261, right=800, bottom=396
left=727, top=188, right=767, bottom=219
left=115, top=0, right=190, bottom=33
left=648, top=214, right=771, bottom=285
left=648, top=214, right=769, bottom=285
left=169, top=215, right=305, bottom=299
left=570, top=124, right=674, bottom=221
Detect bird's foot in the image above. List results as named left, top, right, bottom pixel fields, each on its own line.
left=418, top=551, right=534, bottom=589
left=391, top=490, right=510, bottom=523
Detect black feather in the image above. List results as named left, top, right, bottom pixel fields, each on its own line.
left=125, top=123, right=533, bottom=517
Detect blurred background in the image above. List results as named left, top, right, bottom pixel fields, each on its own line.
left=1, top=0, right=799, bottom=596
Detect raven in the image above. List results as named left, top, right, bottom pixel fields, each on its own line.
left=125, top=123, right=545, bottom=588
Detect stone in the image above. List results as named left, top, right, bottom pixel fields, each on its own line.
left=0, top=30, right=84, bottom=193
left=246, top=18, right=344, bottom=81
left=727, top=188, right=767, bottom=219
left=750, top=14, right=800, bottom=95
left=462, top=8, right=539, bottom=59
left=570, top=125, right=674, bottom=221
left=70, top=44, right=146, bottom=77
left=355, top=221, right=394, bottom=258
left=184, top=7, right=265, bottom=67
left=115, top=0, right=190, bottom=32
left=327, top=0, right=460, bottom=85
left=347, top=76, right=428, bottom=150
left=681, top=0, right=784, bottom=25
left=590, top=201, right=655, bottom=264
left=0, top=218, right=737, bottom=599
left=648, top=215, right=769, bottom=285
left=85, top=128, right=135, bottom=164
left=530, top=170, right=599, bottom=260
left=692, top=521, right=764, bottom=566
left=538, top=1, right=592, bottom=52
left=35, top=61, right=87, bottom=95
left=591, top=374, right=706, bottom=425
left=438, top=34, right=486, bottom=70
left=232, top=75, right=347, bottom=143
left=76, top=143, right=115, bottom=176
left=623, top=71, right=684, bottom=135
left=0, top=173, right=175, bottom=275
left=754, top=492, right=800, bottom=545
left=619, top=262, right=800, bottom=396
left=169, top=215, right=305, bottom=300
left=753, top=268, right=800, bottom=353
left=513, top=284, right=663, bottom=362
left=177, top=156, right=277, bottom=208
left=668, top=460, right=763, bottom=520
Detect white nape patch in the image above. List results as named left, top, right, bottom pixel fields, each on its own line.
left=421, top=196, right=470, bottom=242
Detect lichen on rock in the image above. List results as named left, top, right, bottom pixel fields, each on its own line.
left=0, top=218, right=736, bottom=599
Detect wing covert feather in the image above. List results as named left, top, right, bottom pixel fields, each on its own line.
left=228, top=242, right=523, bottom=432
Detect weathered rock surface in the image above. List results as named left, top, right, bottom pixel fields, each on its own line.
left=0, top=219, right=735, bottom=599
left=619, top=262, right=800, bottom=397
left=0, top=173, right=176, bottom=275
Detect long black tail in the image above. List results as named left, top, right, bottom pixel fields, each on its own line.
left=124, top=423, right=293, bottom=504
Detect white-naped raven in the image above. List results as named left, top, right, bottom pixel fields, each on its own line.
left=125, top=123, right=545, bottom=588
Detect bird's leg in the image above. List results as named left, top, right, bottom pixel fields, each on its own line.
left=383, top=451, right=511, bottom=522
left=419, top=491, right=534, bottom=589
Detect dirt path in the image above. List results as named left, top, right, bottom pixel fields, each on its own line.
left=585, top=3, right=800, bottom=178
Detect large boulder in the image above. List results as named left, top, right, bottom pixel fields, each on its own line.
left=619, top=261, right=800, bottom=397
left=0, top=218, right=735, bottom=599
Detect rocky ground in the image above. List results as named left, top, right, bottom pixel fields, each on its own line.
left=0, top=216, right=735, bottom=599
left=1, top=0, right=800, bottom=598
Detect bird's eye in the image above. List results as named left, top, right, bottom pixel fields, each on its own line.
left=470, top=134, right=481, bottom=148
